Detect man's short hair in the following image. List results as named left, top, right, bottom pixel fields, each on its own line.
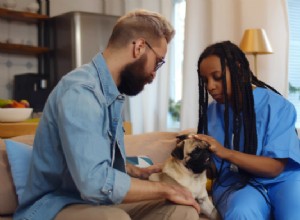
left=108, top=9, right=175, bottom=48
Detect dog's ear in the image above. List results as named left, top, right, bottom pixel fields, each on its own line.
left=176, top=134, right=189, bottom=141
left=171, top=141, right=184, bottom=160
left=176, top=134, right=189, bottom=143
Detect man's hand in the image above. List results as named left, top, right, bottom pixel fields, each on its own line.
left=123, top=178, right=201, bottom=214
left=164, top=183, right=201, bottom=213
left=126, top=163, right=162, bottom=179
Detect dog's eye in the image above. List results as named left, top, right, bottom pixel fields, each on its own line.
left=189, top=147, right=211, bottom=160
left=188, top=150, right=202, bottom=159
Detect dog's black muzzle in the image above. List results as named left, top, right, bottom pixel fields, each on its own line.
left=185, top=147, right=211, bottom=174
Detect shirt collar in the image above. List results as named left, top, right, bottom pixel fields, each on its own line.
left=92, top=53, right=124, bottom=105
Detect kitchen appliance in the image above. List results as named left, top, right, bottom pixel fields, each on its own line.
left=49, top=11, right=119, bottom=87
left=14, top=73, right=50, bottom=112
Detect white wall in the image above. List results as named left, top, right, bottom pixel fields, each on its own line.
left=210, top=0, right=288, bottom=96
left=239, top=0, right=288, bottom=96
left=211, top=0, right=241, bottom=43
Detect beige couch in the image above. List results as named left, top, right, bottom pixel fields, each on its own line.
left=0, top=132, right=209, bottom=220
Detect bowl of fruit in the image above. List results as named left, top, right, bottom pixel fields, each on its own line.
left=0, top=99, right=33, bottom=122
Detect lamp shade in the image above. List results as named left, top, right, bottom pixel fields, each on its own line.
left=240, top=28, right=273, bottom=54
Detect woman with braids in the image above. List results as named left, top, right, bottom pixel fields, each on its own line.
left=193, top=40, right=300, bottom=219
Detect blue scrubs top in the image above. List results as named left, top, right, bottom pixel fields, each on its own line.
left=207, top=87, right=300, bottom=186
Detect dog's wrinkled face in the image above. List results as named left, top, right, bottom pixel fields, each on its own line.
left=171, top=135, right=211, bottom=174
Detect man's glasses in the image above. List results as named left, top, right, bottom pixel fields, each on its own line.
left=145, top=41, right=165, bottom=71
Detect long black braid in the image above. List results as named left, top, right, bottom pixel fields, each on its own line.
left=197, top=41, right=279, bottom=208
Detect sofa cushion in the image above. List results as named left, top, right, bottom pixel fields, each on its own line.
left=5, top=140, right=154, bottom=203
left=0, top=135, right=34, bottom=215
left=5, top=140, right=32, bottom=202
left=126, top=156, right=153, bottom=168
left=0, top=139, right=18, bottom=215
left=125, top=132, right=179, bottom=164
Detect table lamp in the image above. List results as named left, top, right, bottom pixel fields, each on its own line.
left=239, top=28, right=273, bottom=76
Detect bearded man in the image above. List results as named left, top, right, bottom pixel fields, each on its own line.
left=14, top=9, right=201, bottom=220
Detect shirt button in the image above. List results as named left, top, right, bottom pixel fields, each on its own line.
left=113, top=118, right=118, bottom=122
left=108, top=190, right=112, bottom=194
left=117, top=95, right=125, bottom=100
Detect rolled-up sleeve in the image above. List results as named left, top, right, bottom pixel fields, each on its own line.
left=56, top=82, right=130, bottom=204
left=100, top=167, right=131, bottom=204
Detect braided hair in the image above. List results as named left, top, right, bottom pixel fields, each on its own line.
left=197, top=41, right=280, bottom=155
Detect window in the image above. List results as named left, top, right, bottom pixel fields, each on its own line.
left=168, top=0, right=186, bottom=130
left=286, top=0, right=300, bottom=129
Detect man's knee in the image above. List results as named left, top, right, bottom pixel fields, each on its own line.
left=169, top=205, right=199, bottom=220
left=100, top=207, right=131, bottom=220
left=55, top=204, right=131, bottom=220
left=141, top=203, right=199, bottom=220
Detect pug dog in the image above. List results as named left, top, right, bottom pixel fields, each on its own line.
left=149, top=135, right=220, bottom=219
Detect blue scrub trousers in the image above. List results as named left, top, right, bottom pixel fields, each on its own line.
left=212, top=175, right=300, bottom=219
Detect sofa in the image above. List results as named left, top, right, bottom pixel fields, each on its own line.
left=0, top=132, right=210, bottom=220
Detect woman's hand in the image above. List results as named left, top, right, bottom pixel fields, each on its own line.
left=126, top=163, right=162, bottom=179
left=192, top=134, right=287, bottom=178
left=193, top=134, right=231, bottom=160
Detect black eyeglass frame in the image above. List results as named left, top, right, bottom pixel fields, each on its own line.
left=144, top=41, right=165, bottom=71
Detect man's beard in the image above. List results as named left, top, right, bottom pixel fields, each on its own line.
left=118, top=55, right=153, bottom=96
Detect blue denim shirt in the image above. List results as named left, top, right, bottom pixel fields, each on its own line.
left=14, top=53, right=131, bottom=220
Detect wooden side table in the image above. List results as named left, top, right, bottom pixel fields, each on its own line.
left=0, top=119, right=39, bottom=138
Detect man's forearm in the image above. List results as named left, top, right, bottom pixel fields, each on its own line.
left=122, top=178, right=167, bottom=203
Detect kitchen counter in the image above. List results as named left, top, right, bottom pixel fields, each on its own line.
left=0, top=119, right=132, bottom=138
left=0, top=118, right=39, bottom=138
